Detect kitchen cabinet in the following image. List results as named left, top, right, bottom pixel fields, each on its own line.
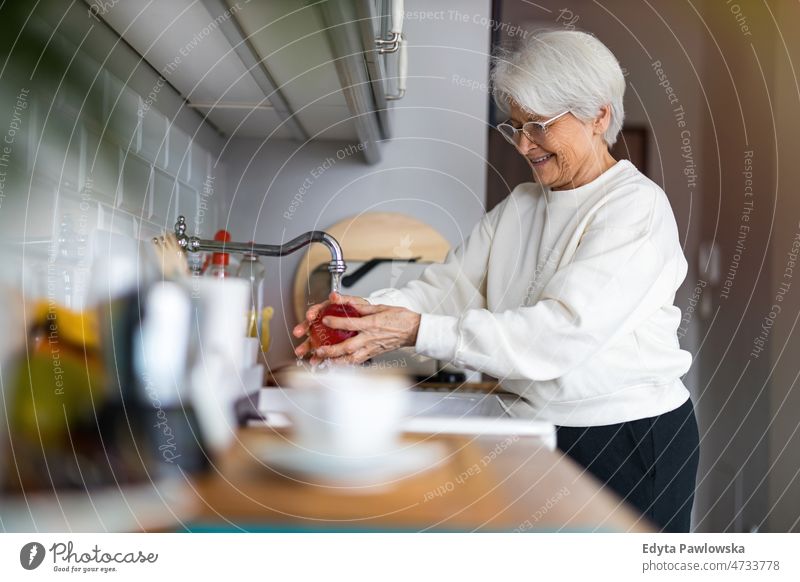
left=97, top=0, right=406, bottom=163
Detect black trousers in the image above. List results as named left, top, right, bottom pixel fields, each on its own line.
left=556, top=398, right=699, bottom=532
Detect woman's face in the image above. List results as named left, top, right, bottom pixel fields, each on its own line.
left=507, top=102, right=613, bottom=190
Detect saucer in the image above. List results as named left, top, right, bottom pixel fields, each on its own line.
left=256, top=441, right=447, bottom=489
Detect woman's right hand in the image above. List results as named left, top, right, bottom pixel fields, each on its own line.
left=292, top=292, right=369, bottom=359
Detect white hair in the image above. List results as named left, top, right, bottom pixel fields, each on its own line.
left=491, top=30, right=626, bottom=146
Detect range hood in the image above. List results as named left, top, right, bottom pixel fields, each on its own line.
left=94, top=0, right=407, bottom=164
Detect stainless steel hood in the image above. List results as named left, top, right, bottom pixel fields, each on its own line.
left=94, top=0, right=405, bottom=164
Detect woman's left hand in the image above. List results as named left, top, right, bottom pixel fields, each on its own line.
left=310, top=304, right=422, bottom=366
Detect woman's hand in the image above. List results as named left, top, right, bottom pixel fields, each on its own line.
left=292, top=292, right=421, bottom=366
left=312, top=303, right=421, bottom=366
left=291, top=292, right=369, bottom=360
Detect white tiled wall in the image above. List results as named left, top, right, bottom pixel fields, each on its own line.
left=0, top=22, right=223, bottom=310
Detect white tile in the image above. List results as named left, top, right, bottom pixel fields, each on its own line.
left=55, top=194, right=99, bottom=310
left=81, top=127, right=119, bottom=206
left=136, top=217, right=163, bottom=242
left=57, top=192, right=98, bottom=256
left=188, top=139, right=209, bottom=188
left=104, top=74, right=141, bottom=151
left=0, top=175, right=59, bottom=241
left=152, top=168, right=178, bottom=223
left=119, top=152, right=152, bottom=217
left=33, top=113, right=81, bottom=191
left=177, top=181, right=199, bottom=232
left=166, top=126, right=191, bottom=178
left=140, top=107, right=168, bottom=168
left=97, top=202, right=136, bottom=239
left=78, top=67, right=107, bottom=133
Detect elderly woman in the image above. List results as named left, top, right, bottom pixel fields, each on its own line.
left=293, top=30, right=699, bottom=532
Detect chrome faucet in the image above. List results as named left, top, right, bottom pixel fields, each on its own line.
left=170, top=216, right=347, bottom=292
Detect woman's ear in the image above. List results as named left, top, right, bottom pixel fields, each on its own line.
left=594, top=104, right=612, bottom=136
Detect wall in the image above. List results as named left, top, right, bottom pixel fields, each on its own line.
left=678, top=0, right=778, bottom=533
left=768, top=0, right=800, bottom=533
left=0, top=1, right=224, bottom=308
left=222, top=0, right=492, bottom=365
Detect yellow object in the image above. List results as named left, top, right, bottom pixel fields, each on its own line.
left=13, top=349, right=104, bottom=444
left=260, top=306, right=274, bottom=353
left=12, top=303, right=105, bottom=445
left=31, top=300, right=100, bottom=349
left=246, top=309, right=258, bottom=338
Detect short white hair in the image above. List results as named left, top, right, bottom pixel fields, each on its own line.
left=491, top=30, right=626, bottom=146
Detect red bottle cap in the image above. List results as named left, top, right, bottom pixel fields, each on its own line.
left=212, top=229, right=232, bottom=266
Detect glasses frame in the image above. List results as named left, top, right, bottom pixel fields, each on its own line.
left=496, top=110, right=571, bottom=145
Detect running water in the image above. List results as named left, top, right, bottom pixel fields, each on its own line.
left=330, top=272, right=342, bottom=294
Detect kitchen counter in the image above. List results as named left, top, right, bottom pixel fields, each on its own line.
left=186, top=428, right=654, bottom=532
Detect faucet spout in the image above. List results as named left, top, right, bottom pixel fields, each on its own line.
left=170, top=216, right=347, bottom=288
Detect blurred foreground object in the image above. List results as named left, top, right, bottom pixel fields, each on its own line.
left=4, top=301, right=122, bottom=492
left=151, top=233, right=190, bottom=280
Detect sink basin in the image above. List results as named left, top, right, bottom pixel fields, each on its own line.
left=249, top=387, right=555, bottom=450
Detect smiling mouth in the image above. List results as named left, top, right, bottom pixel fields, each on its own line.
left=528, top=153, right=554, bottom=165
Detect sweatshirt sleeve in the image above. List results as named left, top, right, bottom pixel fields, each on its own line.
left=366, top=201, right=504, bottom=314
left=414, top=188, right=688, bottom=381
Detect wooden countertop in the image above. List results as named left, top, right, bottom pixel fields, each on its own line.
left=187, top=428, right=653, bottom=532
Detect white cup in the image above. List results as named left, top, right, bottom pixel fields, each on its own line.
left=135, top=282, right=191, bottom=406
left=240, top=364, right=265, bottom=392
left=241, top=337, right=260, bottom=368
left=189, top=277, right=249, bottom=377
left=186, top=277, right=249, bottom=453
left=280, top=367, right=409, bottom=458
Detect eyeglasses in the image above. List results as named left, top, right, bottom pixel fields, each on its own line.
left=496, top=110, right=571, bottom=145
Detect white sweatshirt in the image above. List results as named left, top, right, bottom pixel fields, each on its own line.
left=368, top=160, right=691, bottom=427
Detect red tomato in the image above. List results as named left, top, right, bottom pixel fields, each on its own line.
left=309, top=303, right=362, bottom=349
